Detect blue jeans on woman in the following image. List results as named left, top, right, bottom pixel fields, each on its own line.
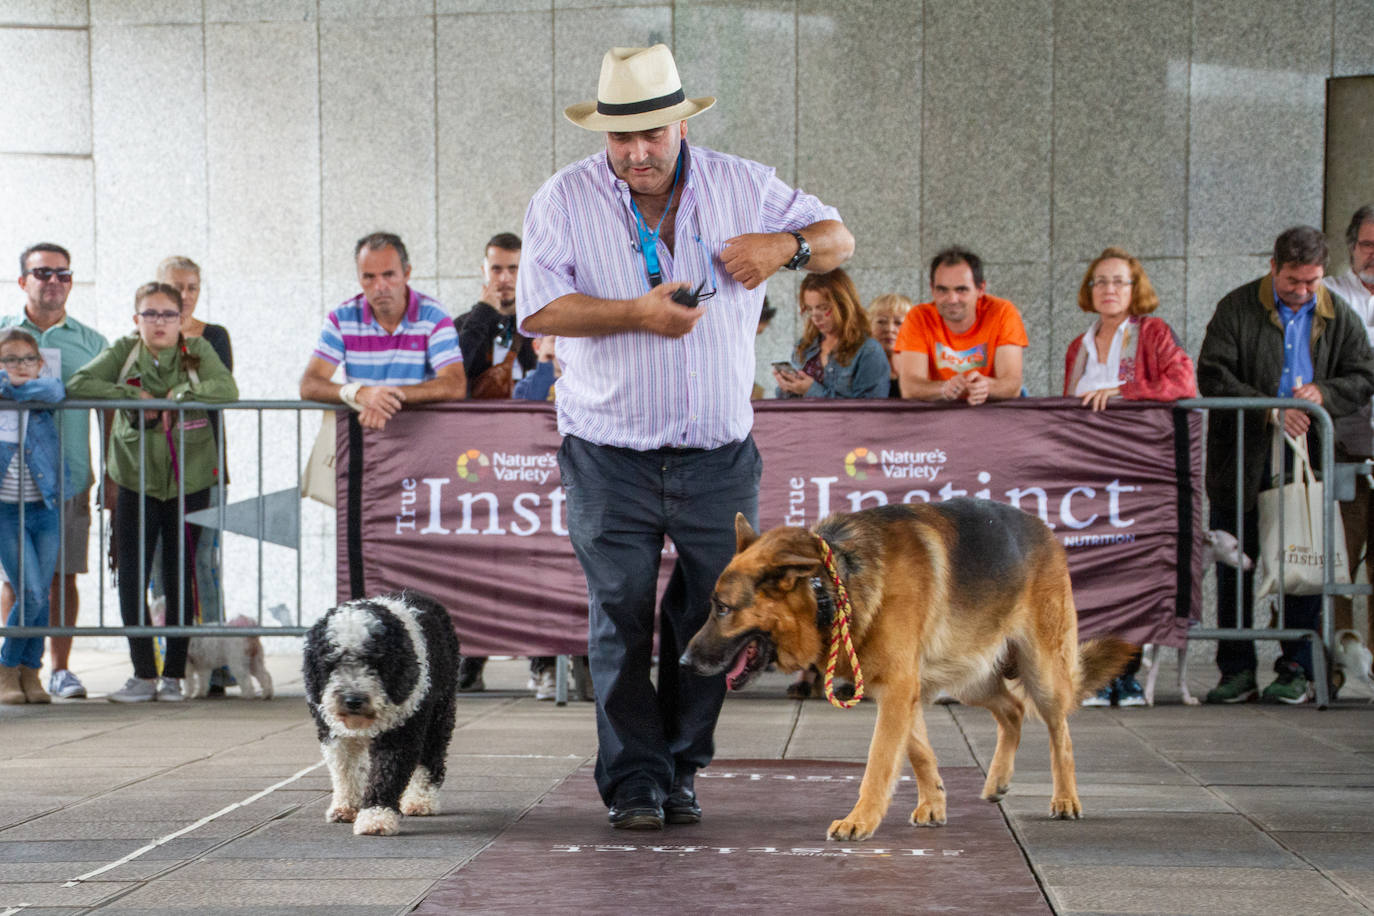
left=0, top=500, right=60, bottom=670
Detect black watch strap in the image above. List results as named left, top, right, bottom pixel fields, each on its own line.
left=784, top=230, right=811, bottom=271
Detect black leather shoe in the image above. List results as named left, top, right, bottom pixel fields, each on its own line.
left=665, top=777, right=701, bottom=825
left=608, top=795, right=664, bottom=830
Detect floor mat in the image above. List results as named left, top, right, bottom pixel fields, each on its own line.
left=413, top=760, right=1050, bottom=914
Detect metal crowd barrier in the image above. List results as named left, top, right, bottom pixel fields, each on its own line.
left=0, top=396, right=1362, bottom=709
left=1176, top=397, right=1363, bottom=710
left=1, top=399, right=325, bottom=639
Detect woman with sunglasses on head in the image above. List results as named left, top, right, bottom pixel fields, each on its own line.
left=68, top=283, right=237, bottom=703
left=1065, top=248, right=1196, bottom=708
left=773, top=268, right=889, bottom=400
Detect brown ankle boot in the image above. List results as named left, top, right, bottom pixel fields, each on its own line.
left=0, top=666, right=25, bottom=705
left=19, top=667, right=51, bottom=704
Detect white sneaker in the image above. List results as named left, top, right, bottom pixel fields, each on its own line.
left=534, top=668, right=556, bottom=700
left=108, top=677, right=156, bottom=703
left=48, top=668, right=87, bottom=699
left=155, top=677, right=185, bottom=702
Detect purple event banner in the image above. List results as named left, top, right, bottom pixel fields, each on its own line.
left=337, top=399, right=1204, bottom=656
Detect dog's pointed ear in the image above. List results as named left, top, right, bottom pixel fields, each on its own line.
left=735, top=513, right=758, bottom=553
left=774, top=550, right=822, bottom=592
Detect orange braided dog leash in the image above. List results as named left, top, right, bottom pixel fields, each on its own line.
left=812, top=534, right=866, bottom=709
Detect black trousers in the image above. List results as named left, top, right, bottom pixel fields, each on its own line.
left=558, top=435, right=761, bottom=806
left=115, top=487, right=210, bottom=680
left=1210, top=503, right=1320, bottom=679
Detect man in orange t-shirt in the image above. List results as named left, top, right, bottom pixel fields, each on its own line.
left=893, top=246, right=1028, bottom=405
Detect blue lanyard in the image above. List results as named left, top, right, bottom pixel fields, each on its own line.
left=629, top=152, right=683, bottom=288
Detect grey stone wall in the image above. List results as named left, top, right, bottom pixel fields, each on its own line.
left=2, top=0, right=1370, bottom=622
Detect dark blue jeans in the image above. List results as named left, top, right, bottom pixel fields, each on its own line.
left=558, top=435, right=761, bottom=807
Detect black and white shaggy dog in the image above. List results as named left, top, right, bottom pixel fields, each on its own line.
left=303, top=591, right=459, bottom=836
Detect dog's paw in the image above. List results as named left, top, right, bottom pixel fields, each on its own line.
left=827, top=812, right=880, bottom=841
left=910, top=799, right=947, bottom=827
left=353, top=806, right=400, bottom=836
left=326, top=805, right=357, bottom=823
left=400, top=793, right=440, bottom=817
left=980, top=782, right=1010, bottom=803
left=1049, top=796, right=1082, bottom=819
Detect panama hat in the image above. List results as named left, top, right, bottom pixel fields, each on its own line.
left=564, top=44, right=715, bottom=132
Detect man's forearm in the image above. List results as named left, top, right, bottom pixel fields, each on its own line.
left=899, top=375, right=947, bottom=401
left=801, top=219, right=855, bottom=274
left=299, top=374, right=343, bottom=404
left=988, top=374, right=1024, bottom=400
left=399, top=373, right=466, bottom=404
left=522, top=293, right=649, bottom=338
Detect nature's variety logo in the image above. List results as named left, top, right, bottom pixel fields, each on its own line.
left=843, top=447, right=878, bottom=480
left=456, top=448, right=489, bottom=482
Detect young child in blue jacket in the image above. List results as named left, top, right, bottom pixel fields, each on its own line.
left=0, top=328, right=70, bottom=705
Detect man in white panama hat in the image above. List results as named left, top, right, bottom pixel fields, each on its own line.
left=517, top=43, right=853, bottom=830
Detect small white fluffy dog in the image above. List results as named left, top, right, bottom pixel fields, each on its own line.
left=1334, top=629, right=1374, bottom=702
left=185, top=614, right=274, bottom=700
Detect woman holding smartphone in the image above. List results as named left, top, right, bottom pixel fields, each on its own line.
left=773, top=268, right=889, bottom=399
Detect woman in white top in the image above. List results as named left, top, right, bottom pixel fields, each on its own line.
left=1064, top=247, right=1197, bottom=411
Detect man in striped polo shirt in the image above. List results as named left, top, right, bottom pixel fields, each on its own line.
left=518, top=45, right=853, bottom=830
left=300, top=233, right=465, bottom=428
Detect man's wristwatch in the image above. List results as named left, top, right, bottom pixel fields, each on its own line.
left=783, top=231, right=811, bottom=271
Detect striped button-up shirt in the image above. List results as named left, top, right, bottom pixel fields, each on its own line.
left=312, top=287, right=461, bottom=386
left=517, top=142, right=841, bottom=450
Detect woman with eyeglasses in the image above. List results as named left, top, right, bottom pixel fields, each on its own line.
left=1066, top=248, right=1196, bottom=708
left=1065, top=247, right=1196, bottom=412
left=68, top=283, right=237, bottom=703
left=773, top=268, right=890, bottom=399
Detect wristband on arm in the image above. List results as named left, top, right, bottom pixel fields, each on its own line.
left=339, top=382, right=363, bottom=411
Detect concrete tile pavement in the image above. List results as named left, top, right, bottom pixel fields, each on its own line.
left=0, top=647, right=1371, bottom=915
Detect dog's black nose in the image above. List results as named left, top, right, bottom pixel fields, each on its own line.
left=343, top=694, right=365, bottom=711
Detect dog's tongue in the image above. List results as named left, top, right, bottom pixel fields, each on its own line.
left=725, top=641, right=757, bottom=689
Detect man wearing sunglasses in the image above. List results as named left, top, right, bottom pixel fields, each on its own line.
left=518, top=44, right=853, bottom=831
left=0, top=243, right=109, bottom=700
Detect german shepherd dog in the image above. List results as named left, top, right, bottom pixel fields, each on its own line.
left=681, top=499, right=1132, bottom=841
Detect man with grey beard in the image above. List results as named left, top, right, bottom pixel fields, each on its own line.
left=1326, top=204, right=1374, bottom=657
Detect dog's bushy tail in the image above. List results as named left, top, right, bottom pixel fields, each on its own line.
left=1076, top=637, right=1138, bottom=702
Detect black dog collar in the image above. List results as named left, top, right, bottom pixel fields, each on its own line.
left=810, top=576, right=835, bottom=631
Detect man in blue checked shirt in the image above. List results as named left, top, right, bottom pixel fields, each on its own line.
left=517, top=44, right=853, bottom=830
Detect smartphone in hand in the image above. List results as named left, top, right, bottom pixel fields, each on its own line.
left=771, top=361, right=801, bottom=378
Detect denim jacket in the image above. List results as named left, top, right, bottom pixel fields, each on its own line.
left=777, top=335, right=891, bottom=399
left=0, top=373, right=71, bottom=508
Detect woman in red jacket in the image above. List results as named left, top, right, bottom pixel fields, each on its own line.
left=1066, top=248, right=1198, bottom=706
left=1064, top=247, right=1197, bottom=410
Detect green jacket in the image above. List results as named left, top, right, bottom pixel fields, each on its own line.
left=67, top=335, right=238, bottom=500
left=1197, top=274, right=1374, bottom=510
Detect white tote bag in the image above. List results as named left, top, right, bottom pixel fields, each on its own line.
left=1255, top=431, right=1350, bottom=598
left=300, top=410, right=337, bottom=508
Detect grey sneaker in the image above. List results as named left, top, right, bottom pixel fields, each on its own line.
left=48, top=668, right=87, bottom=699
left=108, top=677, right=156, bottom=703
left=155, top=677, right=185, bottom=702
